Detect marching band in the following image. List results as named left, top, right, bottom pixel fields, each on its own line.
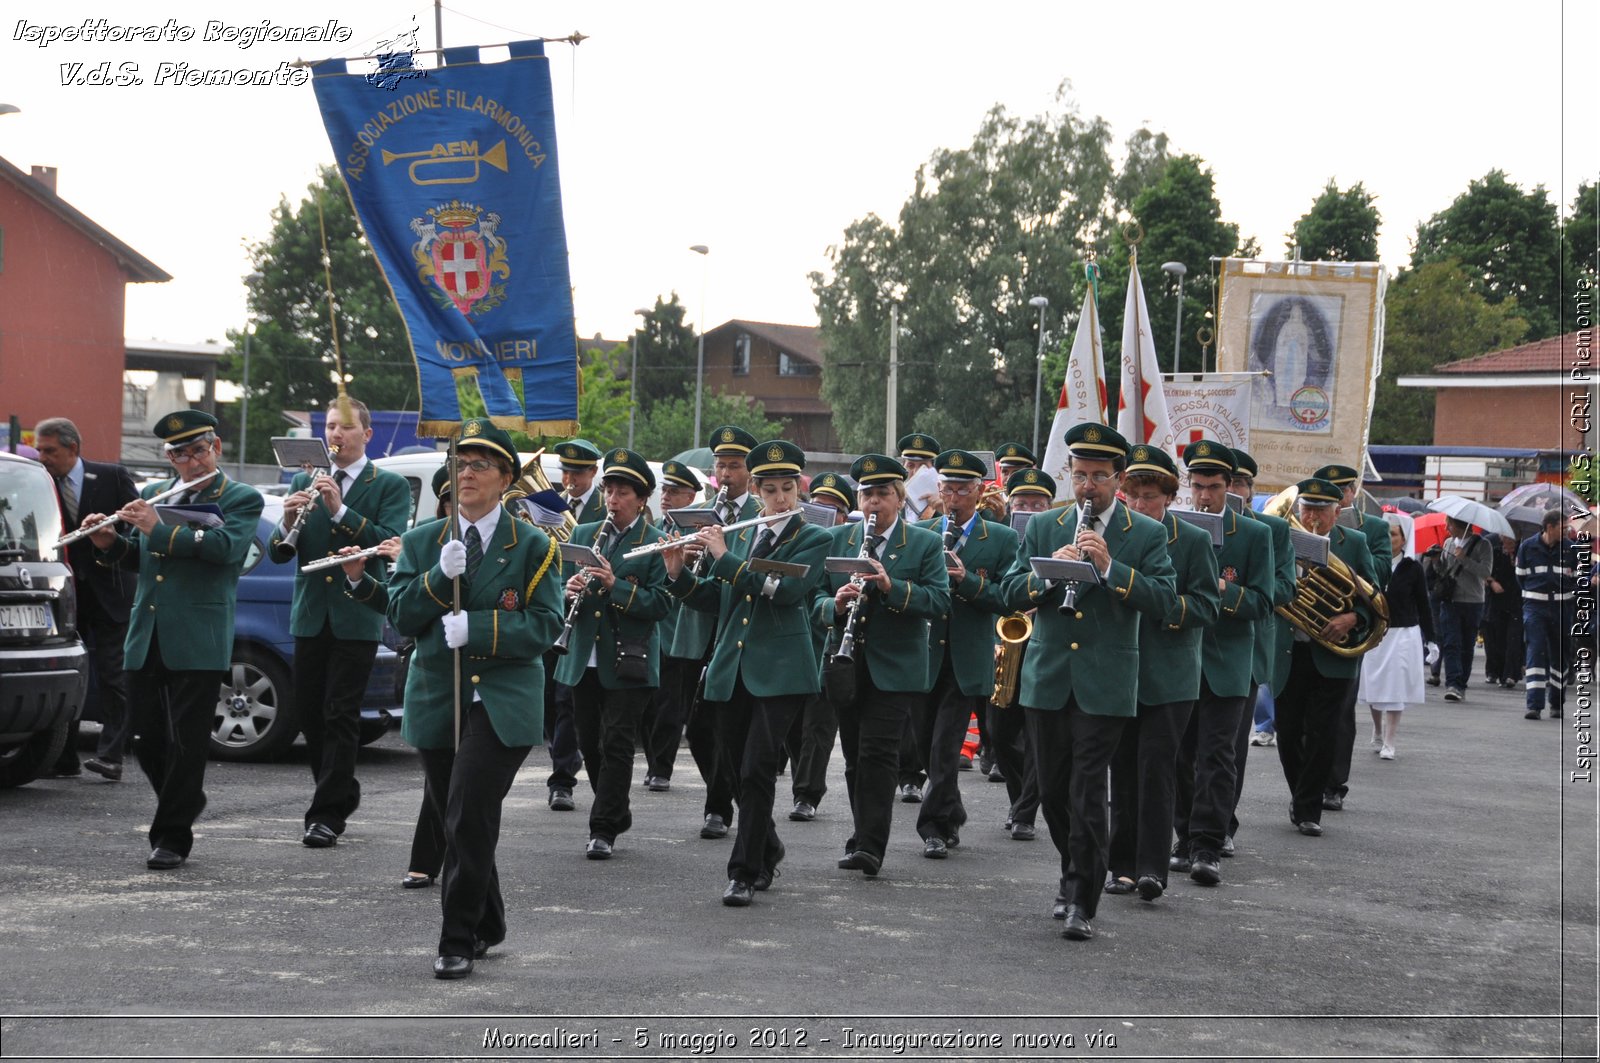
left=67, top=404, right=1422, bottom=977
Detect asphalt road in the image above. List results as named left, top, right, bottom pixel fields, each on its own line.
left=1, top=678, right=1595, bottom=1061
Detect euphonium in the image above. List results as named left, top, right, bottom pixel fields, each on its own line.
left=502, top=448, right=576, bottom=543
left=990, top=612, right=1032, bottom=708
left=1263, top=486, right=1390, bottom=658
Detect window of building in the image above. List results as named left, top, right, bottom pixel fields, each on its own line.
left=733, top=334, right=750, bottom=376
left=778, top=351, right=817, bottom=377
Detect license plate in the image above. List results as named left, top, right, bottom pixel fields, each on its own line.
left=0, top=603, right=51, bottom=634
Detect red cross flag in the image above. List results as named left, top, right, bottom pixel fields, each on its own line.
left=1115, top=250, right=1176, bottom=455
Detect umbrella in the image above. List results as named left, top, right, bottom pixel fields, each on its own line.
left=671, top=446, right=715, bottom=473
left=1382, top=496, right=1430, bottom=515
left=1427, top=494, right=1514, bottom=537
left=1501, top=504, right=1548, bottom=536
left=1497, top=482, right=1586, bottom=517
left=1411, top=512, right=1449, bottom=553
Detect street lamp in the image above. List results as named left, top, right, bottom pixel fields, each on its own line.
left=1028, top=295, right=1050, bottom=456
left=627, top=306, right=651, bottom=448
left=689, top=244, right=709, bottom=449
left=237, top=271, right=263, bottom=477
left=1161, top=261, right=1187, bottom=375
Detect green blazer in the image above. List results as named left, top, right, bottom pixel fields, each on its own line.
left=1358, top=511, right=1393, bottom=590
left=552, top=518, right=671, bottom=690
left=573, top=488, right=606, bottom=528
left=388, top=509, right=564, bottom=749
left=1137, top=513, right=1220, bottom=706
left=1244, top=508, right=1297, bottom=695
left=672, top=514, right=832, bottom=700
left=97, top=472, right=265, bottom=672
left=813, top=518, right=951, bottom=694
left=1303, top=524, right=1380, bottom=680
left=666, top=494, right=759, bottom=660
left=916, top=513, right=1020, bottom=697
left=269, top=462, right=411, bottom=641
left=652, top=516, right=687, bottom=654
left=1000, top=500, right=1177, bottom=717
left=1201, top=507, right=1275, bottom=698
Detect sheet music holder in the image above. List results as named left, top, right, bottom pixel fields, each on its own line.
left=1224, top=492, right=1245, bottom=514
left=824, top=556, right=878, bottom=576
left=559, top=543, right=604, bottom=568
left=1010, top=510, right=1036, bottom=536
left=1289, top=528, right=1331, bottom=567
left=269, top=436, right=332, bottom=470
left=1029, top=556, right=1103, bottom=584
left=1335, top=507, right=1361, bottom=529
left=798, top=501, right=840, bottom=528
left=972, top=450, right=997, bottom=476
left=666, top=507, right=723, bottom=529
left=154, top=503, right=224, bottom=529
left=749, top=558, right=809, bottom=579
left=1171, top=508, right=1225, bottom=547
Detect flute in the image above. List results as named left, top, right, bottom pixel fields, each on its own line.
left=56, top=469, right=221, bottom=548
left=300, top=543, right=386, bottom=573
left=620, top=511, right=792, bottom=560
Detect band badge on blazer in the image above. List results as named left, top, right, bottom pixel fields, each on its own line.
left=624, top=574, right=639, bottom=585
left=498, top=587, right=520, bottom=610
left=1221, top=566, right=1238, bottom=583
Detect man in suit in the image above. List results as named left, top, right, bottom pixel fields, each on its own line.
left=540, top=439, right=603, bottom=810
left=35, top=417, right=139, bottom=780
left=913, top=449, right=1019, bottom=858
left=554, top=438, right=606, bottom=526
left=815, top=454, right=950, bottom=876
left=667, top=440, right=832, bottom=904
left=554, top=449, right=670, bottom=859
left=1171, top=442, right=1273, bottom=887
left=387, top=419, right=564, bottom=979
left=86, top=410, right=265, bottom=869
left=1000, top=423, right=1176, bottom=941
left=1274, top=477, right=1379, bottom=838
left=639, top=460, right=704, bottom=791
left=669, top=425, right=760, bottom=840
left=270, top=398, right=411, bottom=848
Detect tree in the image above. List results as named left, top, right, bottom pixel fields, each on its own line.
left=573, top=345, right=634, bottom=451
left=630, top=293, right=700, bottom=411
left=631, top=391, right=787, bottom=461
left=1412, top=170, right=1569, bottom=341
left=1289, top=180, right=1381, bottom=262
left=811, top=87, right=1170, bottom=454
left=217, top=166, right=416, bottom=464
left=1568, top=180, right=1598, bottom=283
left=1370, top=260, right=1529, bottom=445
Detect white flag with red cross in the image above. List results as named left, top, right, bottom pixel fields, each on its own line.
left=1115, top=252, right=1176, bottom=457
left=1039, top=285, right=1108, bottom=496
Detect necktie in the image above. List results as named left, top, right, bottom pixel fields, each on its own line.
left=335, top=470, right=350, bottom=497
left=751, top=528, right=776, bottom=560
left=463, top=525, right=483, bottom=583
left=57, top=477, right=79, bottom=525
left=867, top=534, right=886, bottom=560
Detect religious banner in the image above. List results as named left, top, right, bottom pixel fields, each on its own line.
left=312, top=41, right=579, bottom=438
left=1216, top=259, right=1386, bottom=491
left=1162, top=373, right=1253, bottom=508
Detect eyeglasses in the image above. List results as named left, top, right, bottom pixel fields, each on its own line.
left=937, top=482, right=977, bottom=495
left=167, top=443, right=212, bottom=464
left=1068, top=472, right=1116, bottom=485
left=453, top=458, right=496, bottom=474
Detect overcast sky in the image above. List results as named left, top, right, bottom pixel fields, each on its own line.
left=3, top=0, right=1593, bottom=354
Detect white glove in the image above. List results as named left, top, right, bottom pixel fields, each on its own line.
left=1424, top=642, right=1440, bottom=667
left=441, top=611, right=469, bottom=649
left=439, top=539, right=468, bottom=579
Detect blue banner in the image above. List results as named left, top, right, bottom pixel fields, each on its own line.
left=312, top=41, right=578, bottom=438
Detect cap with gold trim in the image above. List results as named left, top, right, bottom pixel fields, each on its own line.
left=1063, top=422, right=1129, bottom=460
left=601, top=447, right=656, bottom=493
left=457, top=418, right=521, bottom=480
left=154, top=409, right=219, bottom=447
left=708, top=425, right=757, bottom=456
left=1312, top=463, right=1360, bottom=487
left=994, top=442, right=1038, bottom=470
left=554, top=438, right=602, bottom=471
left=1182, top=439, right=1236, bottom=475
left=660, top=460, right=700, bottom=491
left=897, top=432, right=940, bottom=462
left=810, top=471, right=856, bottom=511
left=1006, top=468, right=1056, bottom=498
left=1295, top=477, right=1343, bottom=506
left=1230, top=449, right=1259, bottom=478
left=851, top=453, right=908, bottom=485
left=935, top=449, right=988, bottom=481
left=1126, top=443, right=1178, bottom=478
left=750, top=439, right=805, bottom=478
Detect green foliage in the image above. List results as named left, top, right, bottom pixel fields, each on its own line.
left=1289, top=180, right=1381, bottom=262
left=631, top=293, right=701, bottom=411
left=573, top=345, right=633, bottom=450
left=811, top=86, right=1172, bottom=454
left=1412, top=170, right=1569, bottom=341
left=1567, top=180, right=1598, bottom=283
left=1370, top=260, right=1529, bottom=445
left=631, top=391, right=787, bottom=461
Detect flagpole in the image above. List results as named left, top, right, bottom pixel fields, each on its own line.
left=1125, top=222, right=1146, bottom=445
left=1086, top=261, right=1104, bottom=423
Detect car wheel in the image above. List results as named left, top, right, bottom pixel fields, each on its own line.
left=0, top=716, right=72, bottom=788
left=211, top=646, right=298, bottom=762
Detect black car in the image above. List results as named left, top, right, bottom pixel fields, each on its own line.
left=0, top=452, right=89, bottom=787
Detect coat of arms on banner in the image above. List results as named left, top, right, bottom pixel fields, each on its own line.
left=410, top=200, right=511, bottom=317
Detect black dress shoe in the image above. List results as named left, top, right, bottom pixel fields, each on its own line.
left=838, top=850, right=881, bottom=876
left=646, top=775, right=671, bottom=792
left=433, top=955, right=473, bottom=979
left=753, top=839, right=785, bottom=891
left=473, top=939, right=495, bottom=959
left=146, top=847, right=185, bottom=870
left=1051, top=898, right=1069, bottom=919
left=1103, top=876, right=1136, bottom=895
left=1169, top=850, right=1192, bottom=873
left=1295, top=820, right=1323, bottom=837
left=84, top=757, right=123, bottom=781
left=585, top=837, right=613, bottom=860
left=1525, top=708, right=1542, bottom=719
left=789, top=800, right=816, bottom=822
left=943, top=830, right=960, bottom=848
left=548, top=788, right=575, bottom=811
left=1136, top=875, right=1164, bottom=901
left=1220, top=834, right=1235, bottom=857
left=898, top=782, right=922, bottom=803
left=922, top=836, right=948, bottom=859
left=401, top=873, right=435, bottom=889
left=1010, top=822, right=1036, bottom=841
left=302, top=823, right=338, bottom=848
left=722, top=879, right=755, bottom=906
left=1189, top=857, right=1221, bottom=886
left=52, top=764, right=83, bottom=778
left=700, top=814, right=728, bottom=839
left=1322, top=793, right=1344, bottom=812
left=1061, top=905, right=1093, bottom=941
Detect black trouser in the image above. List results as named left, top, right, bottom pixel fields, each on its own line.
left=130, top=631, right=224, bottom=858
left=640, top=656, right=694, bottom=781
left=88, top=617, right=133, bottom=761
left=718, top=680, right=805, bottom=884
left=572, top=670, right=649, bottom=844
left=1324, top=672, right=1362, bottom=802
left=913, top=656, right=974, bottom=842
left=418, top=701, right=531, bottom=959
left=1174, top=680, right=1249, bottom=859
left=1108, top=699, right=1194, bottom=886
left=896, top=713, right=925, bottom=789
left=835, top=663, right=919, bottom=864
left=985, top=702, right=1038, bottom=827
left=295, top=623, right=379, bottom=833
left=541, top=651, right=580, bottom=792
left=1276, top=643, right=1353, bottom=825
left=1025, top=700, right=1125, bottom=920
left=787, top=692, right=837, bottom=808
left=408, top=787, right=446, bottom=878
left=683, top=658, right=734, bottom=822
left=1228, top=682, right=1260, bottom=840
left=1483, top=609, right=1524, bottom=681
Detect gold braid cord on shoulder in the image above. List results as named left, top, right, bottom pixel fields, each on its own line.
left=524, top=531, right=560, bottom=605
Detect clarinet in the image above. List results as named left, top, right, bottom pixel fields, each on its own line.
left=552, top=516, right=618, bottom=656
left=691, top=486, right=730, bottom=577
left=1058, top=499, right=1097, bottom=615
left=831, top=513, right=879, bottom=664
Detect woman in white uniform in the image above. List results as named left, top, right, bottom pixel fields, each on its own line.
left=1357, top=514, right=1437, bottom=760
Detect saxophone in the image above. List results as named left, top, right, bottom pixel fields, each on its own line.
left=991, top=612, right=1033, bottom=708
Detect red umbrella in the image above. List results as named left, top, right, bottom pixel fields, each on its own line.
left=1410, top=511, right=1449, bottom=553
